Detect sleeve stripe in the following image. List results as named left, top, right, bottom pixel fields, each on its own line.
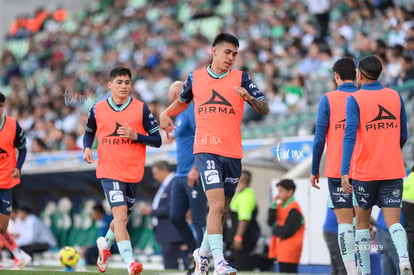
left=148, top=126, right=159, bottom=135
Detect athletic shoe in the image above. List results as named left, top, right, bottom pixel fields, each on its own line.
left=214, top=260, right=237, bottom=275
left=128, top=260, right=143, bottom=275
left=97, top=237, right=112, bottom=273
left=193, top=248, right=209, bottom=275
left=400, top=261, right=413, bottom=275
left=13, top=253, right=32, bottom=270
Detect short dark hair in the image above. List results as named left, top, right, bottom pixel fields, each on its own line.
left=109, top=66, right=131, bottom=81
left=277, top=179, right=296, bottom=193
left=93, top=203, right=105, bottom=215
left=241, top=170, right=252, bottom=185
left=358, top=55, right=382, bottom=81
left=212, top=33, right=239, bottom=48
left=332, top=57, right=356, bottom=81
left=0, top=92, right=5, bottom=104
left=152, top=160, right=171, bottom=172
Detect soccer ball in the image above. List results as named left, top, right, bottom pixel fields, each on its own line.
left=59, top=246, right=80, bottom=268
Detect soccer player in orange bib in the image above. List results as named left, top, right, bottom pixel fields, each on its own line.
left=341, top=55, right=412, bottom=275
left=83, top=67, right=161, bottom=275
left=160, top=33, right=269, bottom=275
left=310, top=57, right=359, bottom=274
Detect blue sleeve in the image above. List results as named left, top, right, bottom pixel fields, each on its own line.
left=179, top=72, right=194, bottom=103
left=241, top=71, right=266, bottom=100
left=83, top=105, right=96, bottom=149
left=341, top=96, right=359, bottom=175
left=399, top=94, right=408, bottom=148
left=137, top=103, right=161, bottom=148
left=14, top=122, right=26, bottom=170
left=312, top=95, right=330, bottom=175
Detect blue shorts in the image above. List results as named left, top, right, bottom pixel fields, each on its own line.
left=327, top=178, right=353, bottom=209
left=0, top=189, right=12, bottom=215
left=101, top=179, right=138, bottom=215
left=195, top=153, right=241, bottom=198
left=352, top=179, right=403, bottom=209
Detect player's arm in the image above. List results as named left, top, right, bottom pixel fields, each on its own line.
left=160, top=73, right=193, bottom=137
left=83, top=105, right=97, bottom=163
left=137, top=104, right=162, bottom=148
left=13, top=122, right=27, bottom=179
left=311, top=95, right=330, bottom=187
left=341, top=96, right=359, bottom=193
left=237, top=72, right=269, bottom=115
left=399, top=94, right=408, bottom=148
left=272, top=209, right=303, bottom=239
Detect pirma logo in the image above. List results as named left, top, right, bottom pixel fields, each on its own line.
left=0, top=147, right=9, bottom=160
left=204, top=170, right=220, bottom=184
left=335, top=118, right=346, bottom=130
left=198, top=90, right=235, bottom=115
left=102, top=122, right=138, bottom=145
left=109, top=190, right=124, bottom=203
left=365, top=104, right=397, bottom=131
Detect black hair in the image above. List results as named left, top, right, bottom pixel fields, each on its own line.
left=241, top=170, right=252, bottom=185
left=152, top=160, right=171, bottom=172
left=277, top=179, right=296, bottom=193
left=93, top=203, right=105, bottom=215
left=358, top=55, right=382, bottom=80
left=212, top=33, right=239, bottom=48
left=0, top=92, right=5, bottom=104
left=332, top=57, right=356, bottom=81
left=109, top=66, right=131, bottom=81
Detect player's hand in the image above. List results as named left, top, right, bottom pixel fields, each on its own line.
left=310, top=174, right=320, bottom=189
left=83, top=148, right=94, bottom=164
left=233, top=239, right=243, bottom=251
left=118, top=123, right=137, bottom=140
left=159, top=111, right=175, bottom=139
left=11, top=168, right=20, bottom=179
left=341, top=175, right=353, bottom=194
left=234, top=87, right=252, bottom=102
left=187, top=166, right=199, bottom=187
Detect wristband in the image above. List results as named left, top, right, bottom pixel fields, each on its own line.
left=234, top=236, right=243, bottom=242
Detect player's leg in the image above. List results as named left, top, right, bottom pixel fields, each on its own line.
left=188, top=178, right=207, bottom=248
left=328, top=178, right=357, bottom=274
left=353, top=179, right=376, bottom=275
left=170, top=176, right=196, bottom=252
left=0, top=231, right=32, bottom=269
left=380, top=179, right=411, bottom=275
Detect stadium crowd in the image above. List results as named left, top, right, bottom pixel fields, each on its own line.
left=1, top=0, right=414, bottom=154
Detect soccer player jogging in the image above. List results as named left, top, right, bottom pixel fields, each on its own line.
left=310, top=57, right=359, bottom=274
left=83, top=67, right=161, bottom=275
left=341, top=56, right=412, bottom=275
left=160, top=33, right=269, bottom=275
left=0, top=92, right=32, bottom=269
left=167, top=81, right=207, bottom=275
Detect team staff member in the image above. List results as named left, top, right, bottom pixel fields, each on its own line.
left=341, top=55, right=412, bottom=275
left=0, top=92, right=32, bottom=269
left=167, top=81, right=207, bottom=275
left=310, top=57, right=358, bottom=274
left=160, top=33, right=269, bottom=275
left=83, top=66, right=161, bottom=275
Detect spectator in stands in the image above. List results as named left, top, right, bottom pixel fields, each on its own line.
left=267, top=179, right=305, bottom=273
left=63, top=132, right=80, bottom=151
left=12, top=205, right=57, bottom=257
left=140, top=160, right=187, bottom=270
left=223, top=170, right=260, bottom=271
